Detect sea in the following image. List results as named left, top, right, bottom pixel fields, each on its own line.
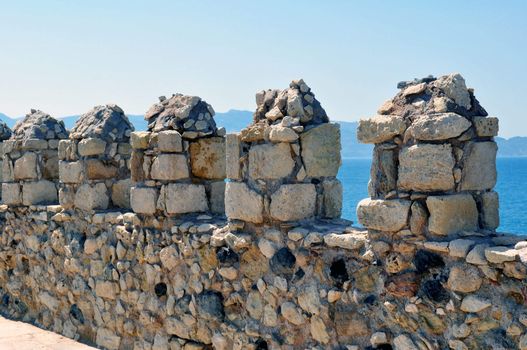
left=338, top=157, right=527, bottom=235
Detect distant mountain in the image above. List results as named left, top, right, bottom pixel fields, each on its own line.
left=1, top=110, right=526, bottom=158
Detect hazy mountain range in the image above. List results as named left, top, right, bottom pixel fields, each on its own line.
left=1, top=110, right=526, bottom=158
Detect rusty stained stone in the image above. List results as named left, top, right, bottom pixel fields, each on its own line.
left=85, top=159, right=118, bottom=180
left=385, top=272, right=418, bottom=298
left=239, top=246, right=269, bottom=280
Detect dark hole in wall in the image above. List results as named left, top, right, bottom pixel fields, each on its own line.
left=330, top=258, right=349, bottom=287
left=69, top=304, right=85, bottom=324
left=421, top=279, right=449, bottom=303
left=413, top=250, right=444, bottom=274
left=1, top=294, right=10, bottom=307
left=269, top=248, right=296, bottom=277
left=255, top=338, right=268, bottom=350
left=154, top=283, right=167, bottom=297
left=216, top=247, right=239, bottom=265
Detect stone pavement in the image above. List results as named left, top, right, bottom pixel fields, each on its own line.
left=0, top=316, right=96, bottom=350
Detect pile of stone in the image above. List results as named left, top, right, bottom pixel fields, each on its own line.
left=2, top=110, right=68, bottom=205
left=225, top=79, right=342, bottom=226
left=357, top=73, right=499, bottom=237
left=130, top=95, right=226, bottom=217
left=58, top=104, right=134, bottom=211
left=0, top=120, right=12, bottom=200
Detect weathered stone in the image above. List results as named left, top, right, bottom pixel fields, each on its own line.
left=433, top=73, right=471, bottom=109
left=398, top=144, right=455, bottom=192
left=334, top=310, right=369, bottom=338
left=22, top=180, right=57, bottom=205
left=466, top=244, right=489, bottom=265
left=281, top=302, right=305, bottom=325
left=447, top=265, right=482, bottom=293
left=479, top=191, right=499, bottom=230
left=409, top=113, right=471, bottom=140
left=74, top=183, right=109, bottom=211
left=85, top=159, right=118, bottom=179
left=269, top=184, right=316, bottom=221
left=409, top=201, right=428, bottom=235
left=77, top=138, right=107, bottom=156
left=460, top=142, right=497, bottom=191
left=130, top=131, right=151, bottom=149
left=473, top=116, right=499, bottom=137
left=322, top=179, right=342, bottom=218
left=248, top=142, right=294, bottom=180
left=485, top=246, right=518, bottom=264
left=96, top=328, right=121, bottom=350
left=460, top=295, right=491, bottom=313
left=356, top=198, right=411, bottom=232
left=95, top=280, right=118, bottom=300
left=3, top=183, right=22, bottom=205
left=59, top=161, right=84, bottom=184
left=195, top=291, right=224, bottom=321
left=225, top=182, right=263, bottom=223
left=208, top=181, right=225, bottom=214
left=268, top=126, right=298, bottom=142
left=357, top=115, right=406, bottom=144
left=300, top=123, right=341, bottom=177
left=164, top=184, right=208, bottom=214
left=131, top=187, right=158, bottom=214
left=189, top=137, right=225, bottom=180
left=393, top=334, right=419, bottom=350
left=449, top=239, right=475, bottom=258
left=14, top=152, right=38, bottom=180
left=158, top=130, right=183, bottom=152
left=310, top=316, right=330, bottom=344
left=370, top=147, right=397, bottom=197
left=225, top=134, right=241, bottom=180
left=111, top=179, right=131, bottom=208
left=71, top=104, right=133, bottom=142
left=150, top=154, right=189, bottom=180
left=324, top=230, right=368, bottom=250
left=426, top=194, right=478, bottom=236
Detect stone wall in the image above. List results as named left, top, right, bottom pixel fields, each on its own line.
left=0, top=76, right=527, bottom=350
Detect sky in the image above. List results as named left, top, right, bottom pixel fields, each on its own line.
left=0, top=0, right=526, bottom=137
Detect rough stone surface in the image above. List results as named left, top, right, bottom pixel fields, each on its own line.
left=447, top=265, right=482, bottom=292
left=409, top=113, right=471, bottom=140
left=225, top=134, right=241, bottom=180
left=164, top=183, right=208, bottom=214
left=300, top=123, right=341, bottom=177
left=70, top=104, right=133, bottom=142
left=157, top=130, right=183, bottom=152
left=322, top=179, right=343, bottom=218
left=426, top=194, right=478, bottom=236
left=473, top=116, right=499, bottom=137
left=225, top=182, right=264, bottom=223
left=11, top=110, right=68, bottom=140
left=130, top=187, right=158, bottom=214
left=77, top=138, right=107, bottom=156
left=248, top=143, right=294, bottom=180
left=357, top=115, right=406, bottom=144
left=460, top=141, right=497, bottom=191
left=111, top=179, right=131, bottom=208
left=150, top=154, right=189, bottom=180
left=270, top=184, right=316, bottom=221
left=22, top=180, right=57, bottom=205
left=74, top=183, right=109, bottom=211
left=189, top=137, right=226, bottom=180
left=357, top=198, right=411, bottom=232
left=398, top=144, right=455, bottom=192
left=479, top=191, right=499, bottom=230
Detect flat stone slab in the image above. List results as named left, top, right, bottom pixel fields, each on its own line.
left=0, top=316, right=96, bottom=349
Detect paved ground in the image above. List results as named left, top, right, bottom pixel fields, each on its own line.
left=0, top=316, right=96, bottom=350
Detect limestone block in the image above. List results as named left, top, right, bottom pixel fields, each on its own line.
left=460, top=142, right=497, bottom=191
left=130, top=131, right=151, bottom=150
left=225, top=133, right=241, bottom=180
left=150, top=154, right=189, bottom=180
left=96, top=328, right=121, bottom=350
left=22, top=139, right=48, bottom=150
left=58, top=139, right=77, bottom=161
left=112, top=179, right=131, bottom=208
left=130, top=151, right=144, bottom=182
left=300, top=123, right=341, bottom=177
left=131, top=186, right=158, bottom=214
left=14, top=152, right=38, bottom=180
left=2, top=183, right=22, bottom=205
left=189, top=137, right=226, bottom=180
left=356, top=198, right=411, bottom=232
left=269, top=184, right=316, bottom=221
left=42, top=154, right=59, bottom=179
left=473, top=116, right=499, bottom=137
left=2, top=157, right=14, bottom=181
left=209, top=181, right=226, bottom=214
left=433, top=73, right=472, bottom=109
left=409, top=113, right=471, bottom=140
left=479, top=191, right=499, bottom=230
left=398, top=144, right=455, bottom=192
left=225, top=182, right=264, bottom=223
left=78, top=138, right=107, bottom=156
left=158, top=130, right=183, bottom=152
left=269, top=126, right=298, bottom=142
left=117, top=142, right=132, bottom=156
left=74, top=183, right=109, bottom=211
left=426, top=194, right=478, bottom=236
left=249, top=142, right=294, bottom=180
left=370, top=146, right=397, bottom=196
left=59, top=161, right=83, bottom=183
left=164, top=183, right=208, bottom=214
left=357, top=115, right=406, bottom=144
left=322, top=179, right=342, bottom=218
left=59, top=185, right=75, bottom=209
left=86, top=159, right=119, bottom=179
left=22, top=180, right=58, bottom=205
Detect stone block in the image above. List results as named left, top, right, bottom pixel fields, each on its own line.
left=22, top=139, right=48, bottom=150
left=356, top=198, right=411, bottom=232
left=409, top=113, right=471, bottom=140
left=370, top=146, right=397, bottom=197
left=43, top=154, right=59, bottom=179
left=14, top=152, right=38, bottom=180
left=189, top=137, right=226, bottom=179
left=74, top=183, right=109, bottom=211
left=59, top=161, right=83, bottom=183
left=398, top=144, right=455, bottom=192
left=2, top=183, right=22, bottom=205
left=150, top=154, right=189, bottom=180
left=86, top=159, right=119, bottom=179
left=269, top=184, right=316, bottom=221
left=479, top=191, right=499, bottom=230
left=158, top=130, right=183, bottom=152
left=59, top=185, right=75, bottom=209
left=460, top=141, right=497, bottom=191
left=323, top=179, right=342, bottom=218
left=248, top=142, right=294, bottom=180
left=130, top=151, right=144, bottom=182
left=58, top=140, right=77, bottom=161
left=300, top=123, right=341, bottom=177
left=473, top=116, right=499, bottom=137
left=357, top=115, right=406, bottom=144
left=117, top=143, right=132, bottom=155
left=131, top=186, right=158, bottom=214
left=269, top=126, right=298, bottom=142
left=426, top=194, right=478, bottom=236
left=164, top=183, right=208, bottom=214
left=22, top=180, right=58, bottom=205
left=112, top=179, right=131, bottom=208
left=130, top=131, right=151, bottom=149
left=225, top=182, right=264, bottom=223
left=2, top=157, right=14, bottom=181
left=78, top=138, right=107, bottom=156
left=209, top=181, right=226, bottom=214
left=225, top=133, right=241, bottom=180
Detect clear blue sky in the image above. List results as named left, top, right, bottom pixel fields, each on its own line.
left=1, top=0, right=526, bottom=137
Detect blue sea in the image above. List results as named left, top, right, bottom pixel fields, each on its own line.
left=338, top=157, right=527, bottom=235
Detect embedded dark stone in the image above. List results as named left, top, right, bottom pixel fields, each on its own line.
left=11, top=110, right=68, bottom=140
left=255, top=339, right=268, bottom=350
left=154, top=282, right=167, bottom=297
left=270, top=248, right=296, bottom=277
left=0, top=120, right=12, bottom=141
left=1, top=294, right=9, bottom=307
left=414, top=250, right=445, bottom=274
left=421, top=279, right=449, bottom=303
left=69, top=304, right=85, bottom=324
left=216, top=247, right=239, bottom=265
left=376, top=345, right=393, bottom=350
left=175, top=294, right=192, bottom=314
left=364, top=295, right=376, bottom=305
left=196, top=290, right=224, bottom=321
left=330, top=258, right=349, bottom=287
left=70, top=104, right=134, bottom=142
left=294, top=268, right=305, bottom=280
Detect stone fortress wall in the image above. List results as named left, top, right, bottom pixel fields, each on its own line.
left=0, top=75, right=526, bottom=350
